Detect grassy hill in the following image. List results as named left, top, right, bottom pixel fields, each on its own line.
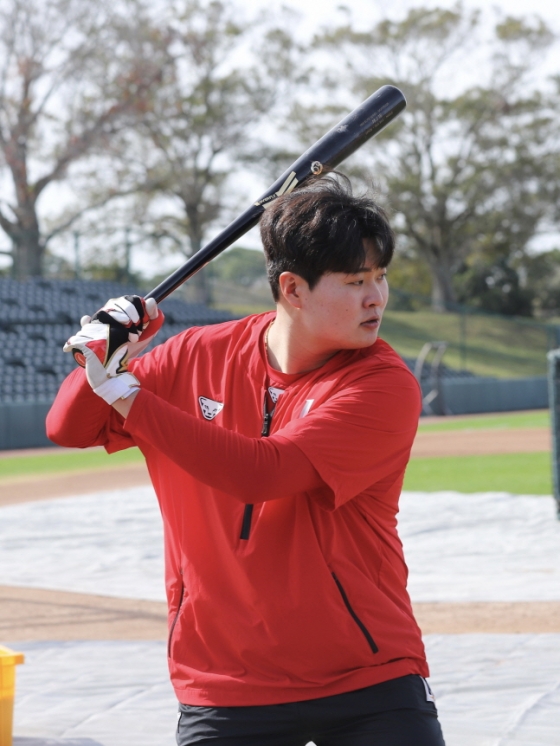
left=380, top=309, right=551, bottom=379
left=210, top=279, right=552, bottom=379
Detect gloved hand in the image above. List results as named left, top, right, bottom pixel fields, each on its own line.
left=64, top=295, right=163, bottom=365
left=63, top=295, right=163, bottom=405
left=71, top=342, right=141, bottom=405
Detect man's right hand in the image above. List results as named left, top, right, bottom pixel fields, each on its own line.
left=63, top=295, right=164, bottom=371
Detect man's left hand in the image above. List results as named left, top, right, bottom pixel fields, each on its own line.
left=71, top=342, right=141, bottom=406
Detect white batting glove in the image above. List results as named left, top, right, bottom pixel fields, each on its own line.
left=74, top=343, right=141, bottom=406
left=64, top=295, right=163, bottom=369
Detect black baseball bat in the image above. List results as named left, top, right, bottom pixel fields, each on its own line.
left=145, top=84, right=406, bottom=303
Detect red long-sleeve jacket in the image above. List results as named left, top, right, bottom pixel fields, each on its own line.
left=47, top=311, right=426, bottom=706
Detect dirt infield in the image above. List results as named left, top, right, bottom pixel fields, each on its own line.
left=2, top=585, right=558, bottom=640
left=0, top=462, right=150, bottom=507
left=410, top=427, right=550, bottom=458
left=0, top=585, right=167, bottom=640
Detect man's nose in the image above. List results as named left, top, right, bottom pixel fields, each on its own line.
left=364, top=285, right=384, bottom=306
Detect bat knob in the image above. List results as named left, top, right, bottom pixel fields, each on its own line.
left=311, top=161, right=323, bottom=175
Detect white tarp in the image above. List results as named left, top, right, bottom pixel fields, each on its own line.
left=0, top=489, right=558, bottom=602
left=11, top=635, right=560, bottom=746
left=2, top=487, right=559, bottom=745
left=0, top=487, right=165, bottom=601
left=399, top=491, right=560, bottom=602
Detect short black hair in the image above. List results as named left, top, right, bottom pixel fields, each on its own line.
left=259, top=174, right=394, bottom=302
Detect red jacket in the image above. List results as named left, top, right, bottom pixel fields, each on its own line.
left=47, top=311, right=427, bottom=706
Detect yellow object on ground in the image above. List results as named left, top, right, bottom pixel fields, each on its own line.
left=0, top=646, right=24, bottom=746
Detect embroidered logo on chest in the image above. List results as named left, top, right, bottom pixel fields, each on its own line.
left=268, top=387, right=284, bottom=404
left=198, top=396, right=224, bottom=421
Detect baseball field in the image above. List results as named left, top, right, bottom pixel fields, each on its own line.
left=1, top=408, right=558, bottom=745
left=0, top=408, right=551, bottom=499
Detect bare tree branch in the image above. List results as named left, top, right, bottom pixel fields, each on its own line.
left=0, top=0, right=169, bottom=277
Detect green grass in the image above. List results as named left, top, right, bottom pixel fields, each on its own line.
left=210, top=278, right=275, bottom=319
left=381, top=309, right=551, bottom=379
left=417, top=410, right=549, bottom=432
left=209, top=276, right=553, bottom=378
left=0, top=447, right=144, bottom=480
left=404, top=452, right=552, bottom=495
left=213, top=303, right=274, bottom=317
left=0, top=408, right=551, bottom=495
left=210, top=279, right=552, bottom=379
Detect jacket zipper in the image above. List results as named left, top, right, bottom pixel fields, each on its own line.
left=239, top=504, right=254, bottom=540
left=332, top=572, right=379, bottom=654
left=167, top=581, right=185, bottom=657
left=240, top=395, right=274, bottom=541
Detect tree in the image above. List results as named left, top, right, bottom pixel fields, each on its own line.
left=207, top=246, right=267, bottom=286
left=309, top=5, right=558, bottom=313
left=0, top=0, right=168, bottom=278
left=101, top=0, right=298, bottom=304
left=518, top=249, right=560, bottom=318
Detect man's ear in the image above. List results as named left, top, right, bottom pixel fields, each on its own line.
left=277, top=272, right=307, bottom=309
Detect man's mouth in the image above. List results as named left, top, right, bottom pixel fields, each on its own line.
left=361, top=317, right=380, bottom=328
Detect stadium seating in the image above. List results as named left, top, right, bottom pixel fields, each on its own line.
left=0, top=279, right=233, bottom=404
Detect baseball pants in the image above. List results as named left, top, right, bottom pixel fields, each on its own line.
left=176, top=674, right=446, bottom=745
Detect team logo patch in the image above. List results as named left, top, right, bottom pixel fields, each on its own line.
left=268, top=387, right=284, bottom=404
left=199, top=397, right=224, bottom=421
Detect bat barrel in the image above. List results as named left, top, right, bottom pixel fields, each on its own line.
left=146, top=85, right=406, bottom=304
left=273, top=84, right=406, bottom=190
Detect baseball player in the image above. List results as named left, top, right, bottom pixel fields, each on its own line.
left=47, top=176, right=445, bottom=745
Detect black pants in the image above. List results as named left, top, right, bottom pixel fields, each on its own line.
left=176, top=674, right=446, bottom=745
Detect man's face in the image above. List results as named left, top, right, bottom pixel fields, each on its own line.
left=297, top=247, right=389, bottom=353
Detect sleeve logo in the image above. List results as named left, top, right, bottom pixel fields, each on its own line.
left=299, top=399, right=314, bottom=417
left=198, top=397, right=224, bottom=421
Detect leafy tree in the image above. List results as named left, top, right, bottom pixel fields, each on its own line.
left=385, top=251, right=432, bottom=311
left=309, top=5, right=557, bottom=313
left=0, top=0, right=168, bottom=278
left=454, top=257, right=534, bottom=316
left=207, top=247, right=267, bottom=286
left=101, top=0, right=298, bottom=304
left=518, top=249, right=560, bottom=318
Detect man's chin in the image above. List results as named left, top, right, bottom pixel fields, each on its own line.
left=350, top=331, right=379, bottom=349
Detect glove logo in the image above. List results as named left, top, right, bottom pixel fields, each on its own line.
left=199, top=397, right=224, bottom=421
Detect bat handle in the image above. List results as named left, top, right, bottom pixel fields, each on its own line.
left=145, top=208, right=262, bottom=304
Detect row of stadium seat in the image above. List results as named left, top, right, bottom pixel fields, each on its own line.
left=0, top=278, right=232, bottom=325
left=0, top=279, right=233, bottom=403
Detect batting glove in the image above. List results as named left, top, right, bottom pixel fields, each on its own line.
left=64, top=295, right=163, bottom=365
left=73, top=342, right=141, bottom=405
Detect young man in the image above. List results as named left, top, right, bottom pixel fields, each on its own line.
left=47, top=176, right=445, bottom=746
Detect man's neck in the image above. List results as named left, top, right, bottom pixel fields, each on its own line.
left=266, top=306, right=336, bottom=375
